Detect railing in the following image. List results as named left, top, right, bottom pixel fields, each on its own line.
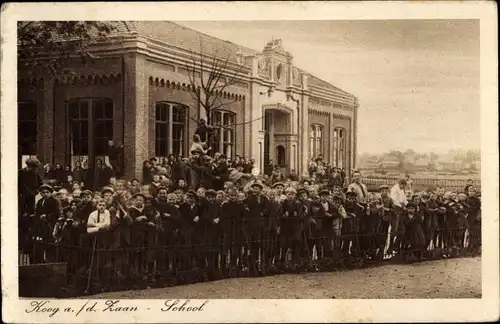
left=19, top=219, right=481, bottom=297
left=363, top=176, right=481, bottom=192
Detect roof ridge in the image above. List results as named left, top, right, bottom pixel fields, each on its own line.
left=169, top=21, right=259, bottom=55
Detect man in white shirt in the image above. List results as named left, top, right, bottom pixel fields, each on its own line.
left=347, top=171, right=368, bottom=205
left=389, top=179, right=408, bottom=253
left=87, top=199, right=111, bottom=234
left=390, top=179, right=408, bottom=209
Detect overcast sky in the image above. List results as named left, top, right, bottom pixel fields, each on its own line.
left=176, top=20, right=480, bottom=155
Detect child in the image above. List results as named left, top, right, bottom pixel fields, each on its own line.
left=401, top=202, right=425, bottom=262
left=150, top=174, right=162, bottom=197
left=220, top=188, right=245, bottom=275
left=53, top=214, right=66, bottom=244
left=264, top=189, right=282, bottom=272
left=280, top=187, right=302, bottom=268
left=343, top=192, right=363, bottom=257
left=128, top=179, right=142, bottom=195
left=155, top=190, right=181, bottom=279
left=87, top=198, right=111, bottom=234
left=204, top=189, right=222, bottom=278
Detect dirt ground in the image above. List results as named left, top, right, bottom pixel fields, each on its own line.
left=92, top=257, right=481, bottom=299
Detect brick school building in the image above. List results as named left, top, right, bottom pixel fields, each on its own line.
left=18, top=21, right=359, bottom=179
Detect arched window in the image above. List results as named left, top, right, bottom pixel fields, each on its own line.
left=333, top=127, right=346, bottom=168
left=309, top=124, right=324, bottom=159
left=210, top=110, right=236, bottom=158
left=155, top=102, right=187, bottom=158
left=18, top=101, right=37, bottom=168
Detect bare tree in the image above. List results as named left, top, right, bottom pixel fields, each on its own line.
left=184, top=38, right=246, bottom=126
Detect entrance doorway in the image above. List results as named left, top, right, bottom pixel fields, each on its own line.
left=262, top=108, right=292, bottom=173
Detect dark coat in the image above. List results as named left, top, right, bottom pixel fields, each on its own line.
left=213, top=162, right=229, bottom=190
left=281, top=199, right=303, bottom=240
left=220, top=200, right=245, bottom=252
left=402, top=213, right=426, bottom=248
left=179, top=202, right=203, bottom=244
left=18, top=168, right=42, bottom=216
left=34, top=196, right=61, bottom=240
left=244, top=194, right=269, bottom=231
left=191, top=163, right=214, bottom=189
left=172, top=162, right=188, bottom=183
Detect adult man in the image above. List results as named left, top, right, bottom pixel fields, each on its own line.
left=389, top=179, right=408, bottom=253
left=244, top=181, right=269, bottom=274
left=390, top=179, right=408, bottom=210
left=18, top=157, right=42, bottom=216
left=347, top=171, right=368, bottom=205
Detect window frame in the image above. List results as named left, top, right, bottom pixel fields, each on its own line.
left=66, top=97, right=114, bottom=168
left=155, top=101, right=188, bottom=159
left=210, top=109, right=236, bottom=159
left=309, top=124, right=324, bottom=159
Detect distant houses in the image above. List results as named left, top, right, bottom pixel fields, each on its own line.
left=358, top=149, right=480, bottom=173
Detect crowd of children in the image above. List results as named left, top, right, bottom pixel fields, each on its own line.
left=18, top=150, right=481, bottom=287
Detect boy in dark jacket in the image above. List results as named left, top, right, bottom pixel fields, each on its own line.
left=220, top=188, right=245, bottom=276
left=342, top=191, right=363, bottom=257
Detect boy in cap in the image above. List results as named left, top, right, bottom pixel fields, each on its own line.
left=272, top=182, right=287, bottom=202
left=220, top=188, right=246, bottom=276
left=179, top=190, right=203, bottom=275
left=401, top=202, right=425, bottom=262
left=154, top=187, right=181, bottom=280
left=341, top=191, right=363, bottom=257
left=204, top=189, right=223, bottom=279
left=127, top=193, right=147, bottom=276
left=315, top=189, right=334, bottom=259
left=243, top=181, right=269, bottom=275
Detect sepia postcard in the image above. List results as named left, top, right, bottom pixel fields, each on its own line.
left=1, top=1, right=499, bottom=323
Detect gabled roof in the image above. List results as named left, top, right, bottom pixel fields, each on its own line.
left=112, top=21, right=354, bottom=97
left=117, top=21, right=258, bottom=63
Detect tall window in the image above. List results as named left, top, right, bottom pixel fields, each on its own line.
left=93, top=99, right=114, bottom=158
left=67, top=98, right=113, bottom=166
left=18, top=101, right=37, bottom=167
left=155, top=102, right=187, bottom=158
left=210, top=110, right=236, bottom=158
left=309, top=124, right=323, bottom=159
left=333, top=127, right=346, bottom=168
